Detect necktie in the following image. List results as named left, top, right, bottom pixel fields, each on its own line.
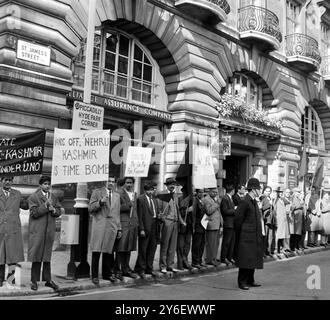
left=5, top=191, right=9, bottom=199
left=149, top=196, right=156, bottom=218
left=108, top=191, right=112, bottom=207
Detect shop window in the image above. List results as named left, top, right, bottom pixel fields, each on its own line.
left=221, top=73, right=262, bottom=108
left=73, top=29, right=166, bottom=109
left=301, top=106, right=325, bottom=150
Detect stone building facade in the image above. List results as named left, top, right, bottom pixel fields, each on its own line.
left=0, top=0, right=330, bottom=203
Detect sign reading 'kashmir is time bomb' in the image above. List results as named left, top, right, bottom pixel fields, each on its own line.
left=0, top=130, right=46, bottom=176
left=51, top=128, right=110, bottom=184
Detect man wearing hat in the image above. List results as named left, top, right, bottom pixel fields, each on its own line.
left=234, top=177, right=264, bottom=290
left=134, top=182, right=159, bottom=278
left=157, top=177, right=185, bottom=273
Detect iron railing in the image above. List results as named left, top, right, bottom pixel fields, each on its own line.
left=321, top=55, right=330, bottom=76
left=285, top=33, right=321, bottom=64
left=238, top=5, right=282, bottom=43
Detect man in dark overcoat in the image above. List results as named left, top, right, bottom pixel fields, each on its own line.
left=220, top=184, right=236, bottom=265
left=114, top=177, right=139, bottom=279
left=28, top=175, right=63, bottom=291
left=234, top=177, right=264, bottom=290
left=0, top=176, right=28, bottom=286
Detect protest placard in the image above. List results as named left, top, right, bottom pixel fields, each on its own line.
left=192, top=145, right=217, bottom=189
left=124, top=146, right=152, bottom=177
left=51, top=128, right=110, bottom=184
left=0, top=130, right=46, bottom=176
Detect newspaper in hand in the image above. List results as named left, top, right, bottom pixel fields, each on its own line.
left=201, top=214, right=209, bottom=229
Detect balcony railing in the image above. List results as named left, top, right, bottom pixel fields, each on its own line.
left=321, top=55, right=330, bottom=79
left=175, top=0, right=230, bottom=24
left=285, top=33, right=321, bottom=71
left=238, top=5, right=282, bottom=49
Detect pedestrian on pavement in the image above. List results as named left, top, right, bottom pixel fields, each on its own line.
left=191, top=189, right=207, bottom=269
left=273, top=187, right=290, bottom=254
left=114, top=177, right=139, bottom=280
left=306, top=186, right=321, bottom=247
left=220, top=184, right=236, bottom=266
left=234, top=177, right=264, bottom=290
left=232, top=185, right=246, bottom=206
left=320, top=192, right=330, bottom=246
left=260, top=186, right=276, bottom=256
left=157, top=177, right=185, bottom=274
left=134, top=182, right=159, bottom=278
left=0, top=176, right=29, bottom=286
left=283, top=188, right=292, bottom=251
left=288, top=188, right=305, bottom=252
left=27, top=175, right=63, bottom=291
left=176, top=185, right=194, bottom=271
left=88, top=175, right=122, bottom=285
left=203, top=187, right=223, bottom=266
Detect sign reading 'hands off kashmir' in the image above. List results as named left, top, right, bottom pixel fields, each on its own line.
left=51, top=128, right=110, bottom=184
left=124, top=146, right=152, bottom=177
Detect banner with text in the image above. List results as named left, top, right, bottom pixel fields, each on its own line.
left=0, top=130, right=46, bottom=176
left=124, top=146, right=152, bottom=177
left=51, top=128, right=110, bottom=184
left=192, top=145, right=217, bottom=189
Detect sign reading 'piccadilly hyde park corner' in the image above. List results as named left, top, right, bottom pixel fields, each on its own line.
left=0, top=130, right=46, bottom=176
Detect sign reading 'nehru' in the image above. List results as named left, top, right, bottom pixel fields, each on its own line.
left=0, top=130, right=46, bottom=176
left=51, top=128, right=110, bottom=184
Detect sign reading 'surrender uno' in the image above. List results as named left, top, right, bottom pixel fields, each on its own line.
left=67, top=90, right=172, bottom=122
left=0, top=130, right=46, bottom=176
left=16, top=39, right=51, bottom=66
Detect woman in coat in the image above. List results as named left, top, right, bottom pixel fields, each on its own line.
left=320, top=192, right=330, bottom=246
left=288, top=188, right=305, bottom=252
left=28, top=176, right=63, bottom=291
left=273, top=188, right=290, bottom=254
left=234, top=178, right=264, bottom=290
left=89, top=175, right=122, bottom=284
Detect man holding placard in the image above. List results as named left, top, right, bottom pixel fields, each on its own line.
left=115, top=177, right=139, bottom=280
left=88, top=175, right=122, bottom=284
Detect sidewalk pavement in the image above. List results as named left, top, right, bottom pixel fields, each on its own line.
left=0, top=240, right=329, bottom=298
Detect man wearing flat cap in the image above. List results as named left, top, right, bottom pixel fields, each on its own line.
left=157, top=177, right=185, bottom=273
left=234, top=177, right=264, bottom=290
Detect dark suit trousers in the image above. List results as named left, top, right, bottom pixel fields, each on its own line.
left=91, top=252, right=115, bottom=279
left=31, top=262, right=51, bottom=283
left=134, top=218, right=158, bottom=273
left=205, top=230, right=219, bottom=264
left=191, top=231, right=205, bottom=265
left=176, top=224, right=193, bottom=268
left=238, top=268, right=255, bottom=286
left=220, top=228, right=235, bottom=262
left=115, top=251, right=131, bottom=275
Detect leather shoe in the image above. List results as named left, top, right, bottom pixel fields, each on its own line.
left=145, top=270, right=157, bottom=277
left=92, top=278, right=99, bottom=285
left=167, top=268, right=179, bottom=273
left=239, top=284, right=249, bottom=290
left=249, top=282, right=261, bottom=287
left=116, top=273, right=124, bottom=281
left=191, top=264, right=201, bottom=269
left=224, top=258, right=232, bottom=266
left=31, top=282, right=38, bottom=291
left=123, top=271, right=137, bottom=279
left=45, top=281, right=59, bottom=291
left=139, top=272, right=146, bottom=280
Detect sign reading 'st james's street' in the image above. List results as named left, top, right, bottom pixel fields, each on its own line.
left=0, top=130, right=46, bottom=176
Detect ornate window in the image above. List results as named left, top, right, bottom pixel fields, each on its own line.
left=221, top=73, right=262, bottom=108
left=286, top=0, right=301, bottom=36
left=301, top=106, right=325, bottom=150
left=72, top=29, right=167, bottom=109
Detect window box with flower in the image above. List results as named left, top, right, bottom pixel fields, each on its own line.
left=215, top=93, right=282, bottom=132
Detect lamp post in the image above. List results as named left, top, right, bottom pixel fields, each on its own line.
left=67, top=0, right=97, bottom=279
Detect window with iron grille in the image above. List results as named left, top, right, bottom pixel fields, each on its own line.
left=301, top=106, right=325, bottom=150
